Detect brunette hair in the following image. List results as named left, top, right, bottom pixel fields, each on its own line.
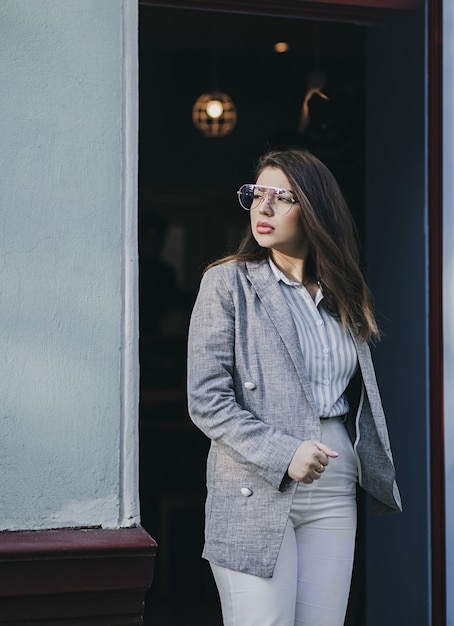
left=207, top=148, right=379, bottom=342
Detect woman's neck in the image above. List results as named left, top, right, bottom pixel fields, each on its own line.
left=270, top=250, right=310, bottom=284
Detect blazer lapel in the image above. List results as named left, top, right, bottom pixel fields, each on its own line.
left=246, top=260, right=319, bottom=417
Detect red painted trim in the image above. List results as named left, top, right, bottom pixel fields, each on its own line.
left=428, top=0, right=446, bottom=624
left=0, top=527, right=157, bottom=625
left=0, top=526, right=156, bottom=558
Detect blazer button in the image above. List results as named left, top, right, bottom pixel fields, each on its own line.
left=244, top=382, right=256, bottom=390
left=241, top=487, right=253, bottom=497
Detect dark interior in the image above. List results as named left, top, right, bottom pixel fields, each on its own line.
left=138, top=5, right=366, bottom=624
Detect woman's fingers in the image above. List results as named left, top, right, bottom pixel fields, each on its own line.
left=288, top=440, right=339, bottom=482
left=316, top=442, right=339, bottom=458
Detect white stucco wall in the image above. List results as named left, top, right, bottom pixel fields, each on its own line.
left=0, top=0, right=139, bottom=530
left=444, top=0, right=454, bottom=621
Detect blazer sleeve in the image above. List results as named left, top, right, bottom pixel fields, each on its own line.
left=187, top=266, right=302, bottom=491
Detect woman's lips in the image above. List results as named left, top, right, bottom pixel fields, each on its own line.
left=256, top=221, right=275, bottom=234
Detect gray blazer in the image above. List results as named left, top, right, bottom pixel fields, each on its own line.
left=187, top=259, right=402, bottom=578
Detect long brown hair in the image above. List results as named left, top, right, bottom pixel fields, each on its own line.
left=208, top=148, right=379, bottom=343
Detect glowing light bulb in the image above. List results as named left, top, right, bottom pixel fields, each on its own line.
left=193, top=91, right=237, bottom=137
left=206, top=99, right=224, bottom=119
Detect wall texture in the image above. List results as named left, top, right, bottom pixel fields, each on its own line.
left=0, top=0, right=139, bottom=530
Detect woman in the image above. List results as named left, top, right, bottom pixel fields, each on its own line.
left=187, top=148, right=401, bottom=626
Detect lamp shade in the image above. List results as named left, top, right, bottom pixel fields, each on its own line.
left=192, top=91, right=237, bottom=137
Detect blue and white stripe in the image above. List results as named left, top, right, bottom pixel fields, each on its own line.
left=269, top=259, right=358, bottom=417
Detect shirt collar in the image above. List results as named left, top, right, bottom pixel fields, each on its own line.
left=268, top=257, right=296, bottom=285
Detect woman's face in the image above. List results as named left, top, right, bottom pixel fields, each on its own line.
left=250, top=167, right=308, bottom=258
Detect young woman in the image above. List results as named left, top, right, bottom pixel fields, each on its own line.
left=187, top=148, right=401, bottom=626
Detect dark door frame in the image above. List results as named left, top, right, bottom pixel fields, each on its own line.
left=140, top=0, right=421, bottom=22
left=428, top=0, right=445, bottom=625
left=139, top=1, right=444, bottom=623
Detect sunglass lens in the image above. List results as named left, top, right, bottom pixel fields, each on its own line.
left=239, top=185, right=253, bottom=210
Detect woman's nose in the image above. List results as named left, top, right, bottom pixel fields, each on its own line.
left=258, top=194, right=273, bottom=214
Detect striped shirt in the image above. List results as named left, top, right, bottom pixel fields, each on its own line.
left=269, top=259, right=358, bottom=417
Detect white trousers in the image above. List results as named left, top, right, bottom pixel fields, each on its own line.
left=210, top=417, right=358, bottom=626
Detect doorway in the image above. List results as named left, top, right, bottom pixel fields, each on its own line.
left=137, top=3, right=432, bottom=625
left=138, top=6, right=366, bottom=624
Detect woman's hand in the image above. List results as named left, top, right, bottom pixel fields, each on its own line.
left=287, top=441, right=339, bottom=484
